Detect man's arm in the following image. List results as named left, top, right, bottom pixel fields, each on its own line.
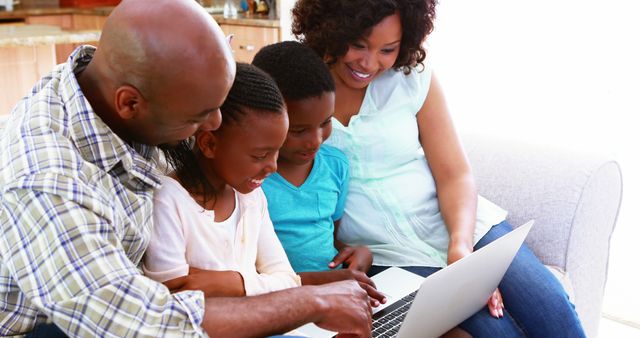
left=0, top=184, right=206, bottom=337
left=202, top=280, right=373, bottom=338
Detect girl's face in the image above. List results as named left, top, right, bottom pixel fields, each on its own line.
left=198, top=110, right=289, bottom=194
left=279, top=91, right=335, bottom=166
left=332, top=12, right=403, bottom=90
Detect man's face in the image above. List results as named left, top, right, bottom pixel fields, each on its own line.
left=132, top=60, right=235, bottom=147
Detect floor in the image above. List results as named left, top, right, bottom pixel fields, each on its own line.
left=599, top=316, right=640, bottom=337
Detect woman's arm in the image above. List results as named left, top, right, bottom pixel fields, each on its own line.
left=417, top=73, right=505, bottom=318
left=417, top=73, right=477, bottom=264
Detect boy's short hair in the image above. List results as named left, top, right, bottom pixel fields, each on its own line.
left=252, top=41, right=335, bottom=101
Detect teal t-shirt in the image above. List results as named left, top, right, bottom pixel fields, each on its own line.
left=262, top=145, right=349, bottom=272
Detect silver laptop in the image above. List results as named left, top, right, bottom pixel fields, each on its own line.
left=294, top=220, right=534, bottom=338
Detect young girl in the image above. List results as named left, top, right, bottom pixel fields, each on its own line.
left=252, top=42, right=384, bottom=305
left=143, top=63, right=300, bottom=297
left=292, top=0, right=586, bottom=337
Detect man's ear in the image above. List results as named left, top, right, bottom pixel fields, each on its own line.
left=114, top=85, right=146, bottom=120
left=196, top=130, right=217, bottom=158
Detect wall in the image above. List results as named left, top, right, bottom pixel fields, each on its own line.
left=428, top=0, right=640, bottom=327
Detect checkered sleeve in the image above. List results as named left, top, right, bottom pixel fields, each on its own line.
left=0, top=178, right=207, bottom=337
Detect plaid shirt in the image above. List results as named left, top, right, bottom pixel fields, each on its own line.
left=0, top=46, right=206, bottom=337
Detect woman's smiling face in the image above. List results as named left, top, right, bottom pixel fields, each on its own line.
left=331, top=12, right=402, bottom=90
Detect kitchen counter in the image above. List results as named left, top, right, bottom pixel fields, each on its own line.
left=213, top=14, right=279, bottom=28
left=0, top=6, right=114, bottom=19
left=0, top=24, right=100, bottom=47
left=0, top=6, right=280, bottom=28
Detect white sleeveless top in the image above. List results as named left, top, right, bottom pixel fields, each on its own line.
left=325, top=63, right=507, bottom=267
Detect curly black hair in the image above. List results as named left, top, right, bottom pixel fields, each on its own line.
left=252, top=41, right=335, bottom=101
left=291, top=0, right=437, bottom=74
left=163, top=62, right=285, bottom=204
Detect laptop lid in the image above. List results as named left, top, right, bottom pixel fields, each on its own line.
left=293, top=220, right=534, bottom=338
left=396, top=220, right=534, bottom=337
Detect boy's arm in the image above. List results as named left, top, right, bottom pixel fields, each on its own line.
left=330, top=220, right=373, bottom=272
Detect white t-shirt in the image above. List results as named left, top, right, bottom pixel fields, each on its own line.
left=143, top=176, right=301, bottom=296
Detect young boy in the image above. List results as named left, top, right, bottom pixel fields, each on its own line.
left=253, top=42, right=379, bottom=288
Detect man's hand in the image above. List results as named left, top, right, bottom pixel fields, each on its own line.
left=329, top=246, right=373, bottom=272
left=299, top=269, right=386, bottom=307
left=201, top=280, right=373, bottom=337
left=310, top=280, right=373, bottom=338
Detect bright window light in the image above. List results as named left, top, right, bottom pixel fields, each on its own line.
left=429, top=0, right=640, bottom=328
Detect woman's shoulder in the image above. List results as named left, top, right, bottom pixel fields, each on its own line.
left=368, top=63, right=432, bottom=111
left=374, top=63, right=431, bottom=91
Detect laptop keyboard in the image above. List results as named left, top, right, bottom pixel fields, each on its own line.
left=371, top=290, right=417, bottom=338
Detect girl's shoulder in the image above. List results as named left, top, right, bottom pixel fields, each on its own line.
left=156, top=175, right=190, bottom=199
left=237, top=186, right=268, bottom=207
left=154, top=175, right=202, bottom=211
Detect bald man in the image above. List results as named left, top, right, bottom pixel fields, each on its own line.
left=0, top=0, right=371, bottom=337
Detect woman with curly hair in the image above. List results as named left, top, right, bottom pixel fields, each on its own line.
left=292, top=0, right=586, bottom=336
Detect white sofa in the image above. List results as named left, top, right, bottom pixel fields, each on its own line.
left=463, top=133, right=623, bottom=337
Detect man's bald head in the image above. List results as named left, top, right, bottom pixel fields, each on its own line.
left=80, top=0, right=235, bottom=146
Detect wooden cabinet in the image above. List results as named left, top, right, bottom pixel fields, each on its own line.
left=220, top=24, right=279, bottom=63
left=70, top=14, right=107, bottom=30
left=0, top=44, right=57, bottom=115
left=25, top=14, right=74, bottom=29
left=25, top=14, right=105, bottom=64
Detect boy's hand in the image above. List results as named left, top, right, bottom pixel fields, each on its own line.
left=329, top=246, right=373, bottom=273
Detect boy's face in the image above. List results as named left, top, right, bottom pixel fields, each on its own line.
left=279, top=91, right=335, bottom=166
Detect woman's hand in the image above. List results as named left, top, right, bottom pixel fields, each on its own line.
left=446, top=236, right=473, bottom=265
left=329, top=245, right=373, bottom=272
left=487, top=288, right=505, bottom=318
left=447, top=238, right=505, bottom=319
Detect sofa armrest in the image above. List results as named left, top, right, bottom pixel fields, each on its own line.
left=462, top=132, right=622, bottom=337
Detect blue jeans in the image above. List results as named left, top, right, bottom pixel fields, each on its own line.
left=24, top=323, right=67, bottom=338
left=368, top=221, right=586, bottom=338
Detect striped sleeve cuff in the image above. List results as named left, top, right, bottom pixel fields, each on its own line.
left=173, top=289, right=207, bottom=337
